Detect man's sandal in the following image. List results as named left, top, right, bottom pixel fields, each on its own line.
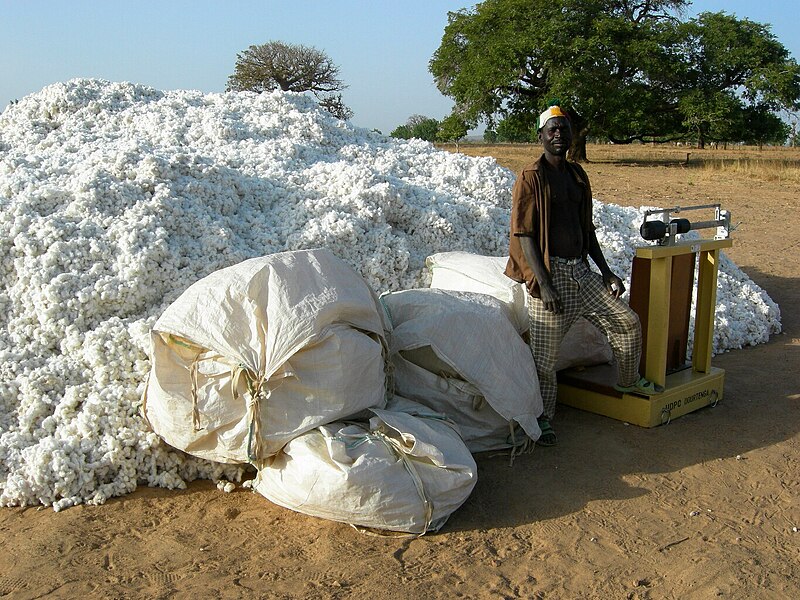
left=537, top=418, right=557, bottom=446
left=614, top=376, right=664, bottom=395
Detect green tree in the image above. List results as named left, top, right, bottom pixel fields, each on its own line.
left=391, top=115, right=440, bottom=142
left=430, top=1, right=800, bottom=160
left=227, top=41, right=353, bottom=120
left=675, top=12, right=800, bottom=148
left=390, top=124, right=414, bottom=139
left=437, top=114, right=469, bottom=149
left=430, top=0, right=690, bottom=160
left=678, top=88, right=743, bottom=146
left=495, top=113, right=537, bottom=143
left=738, top=106, right=791, bottom=148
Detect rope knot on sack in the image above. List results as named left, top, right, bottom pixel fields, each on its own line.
left=240, top=368, right=273, bottom=463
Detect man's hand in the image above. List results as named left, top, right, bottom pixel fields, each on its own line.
left=539, top=280, right=563, bottom=313
left=603, top=272, right=626, bottom=298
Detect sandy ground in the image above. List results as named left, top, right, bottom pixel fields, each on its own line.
left=1, top=146, right=798, bottom=599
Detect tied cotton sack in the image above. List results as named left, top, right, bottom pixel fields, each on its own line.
left=143, top=249, right=390, bottom=464
left=254, top=396, right=477, bottom=534
left=426, top=251, right=613, bottom=370
left=380, top=288, right=542, bottom=452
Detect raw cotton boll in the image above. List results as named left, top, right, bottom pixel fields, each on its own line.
left=0, top=78, right=781, bottom=510
left=216, top=480, right=236, bottom=493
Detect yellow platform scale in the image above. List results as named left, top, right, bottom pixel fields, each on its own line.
left=557, top=204, right=733, bottom=427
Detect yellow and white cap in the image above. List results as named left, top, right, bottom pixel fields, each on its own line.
left=538, top=105, right=568, bottom=130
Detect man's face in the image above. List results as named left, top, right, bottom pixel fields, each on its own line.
left=539, top=117, right=572, bottom=156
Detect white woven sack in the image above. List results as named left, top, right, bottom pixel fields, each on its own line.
left=391, top=354, right=533, bottom=452
left=427, top=251, right=528, bottom=332
left=380, top=289, right=542, bottom=448
left=426, top=251, right=613, bottom=370
left=254, top=397, right=477, bottom=534
left=143, top=248, right=389, bottom=464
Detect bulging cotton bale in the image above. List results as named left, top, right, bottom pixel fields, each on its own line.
left=143, top=248, right=390, bottom=463
left=426, top=251, right=531, bottom=333
left=254, top=396, right=477, bottom=534
left=381, top=288, right=542, bottom=451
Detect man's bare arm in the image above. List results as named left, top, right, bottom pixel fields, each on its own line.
left=520, top=236, right=562, bottom=313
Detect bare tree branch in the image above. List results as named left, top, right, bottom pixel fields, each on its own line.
left=227, top=41, right=352, bottom=120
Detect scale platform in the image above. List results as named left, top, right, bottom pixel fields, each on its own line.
left=557, top=220, right=732, bottom=427
left=558, top=362, right=723, bottom=427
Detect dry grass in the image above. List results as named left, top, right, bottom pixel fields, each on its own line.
left=699, top=155, right=800, bottom=183
left=440, top=143, right=800, bottom=184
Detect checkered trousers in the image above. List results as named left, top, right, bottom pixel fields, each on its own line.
left=528, top=257, right=642, bottom=420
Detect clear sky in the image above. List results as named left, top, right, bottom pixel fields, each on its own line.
left=1, top=0, right=798, bottom=135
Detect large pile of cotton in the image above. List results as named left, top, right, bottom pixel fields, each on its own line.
left=0, top=79, right=781, bottom=510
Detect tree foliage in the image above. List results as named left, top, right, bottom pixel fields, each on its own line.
left=437, top=114, right=469, bottom=146
left=391, top=115, right=441, bottom=142
left=430, top=1, right=800, bottom=158
left=672, top=11, right=800, bottom=148
left=495, top=113, right=538, bottom=143
left=227, top=41, right=353, bottom=120
left=738, top=106, right=791, bottom=149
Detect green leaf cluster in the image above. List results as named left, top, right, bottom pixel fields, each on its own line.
left=391, top=115, right=441, bottom=142
left=437, top=114, right=470, bottom=143
left=430, top=0, right=800, bottom=155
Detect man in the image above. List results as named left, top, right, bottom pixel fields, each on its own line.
left=505, top=105, right=662, bottom=446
